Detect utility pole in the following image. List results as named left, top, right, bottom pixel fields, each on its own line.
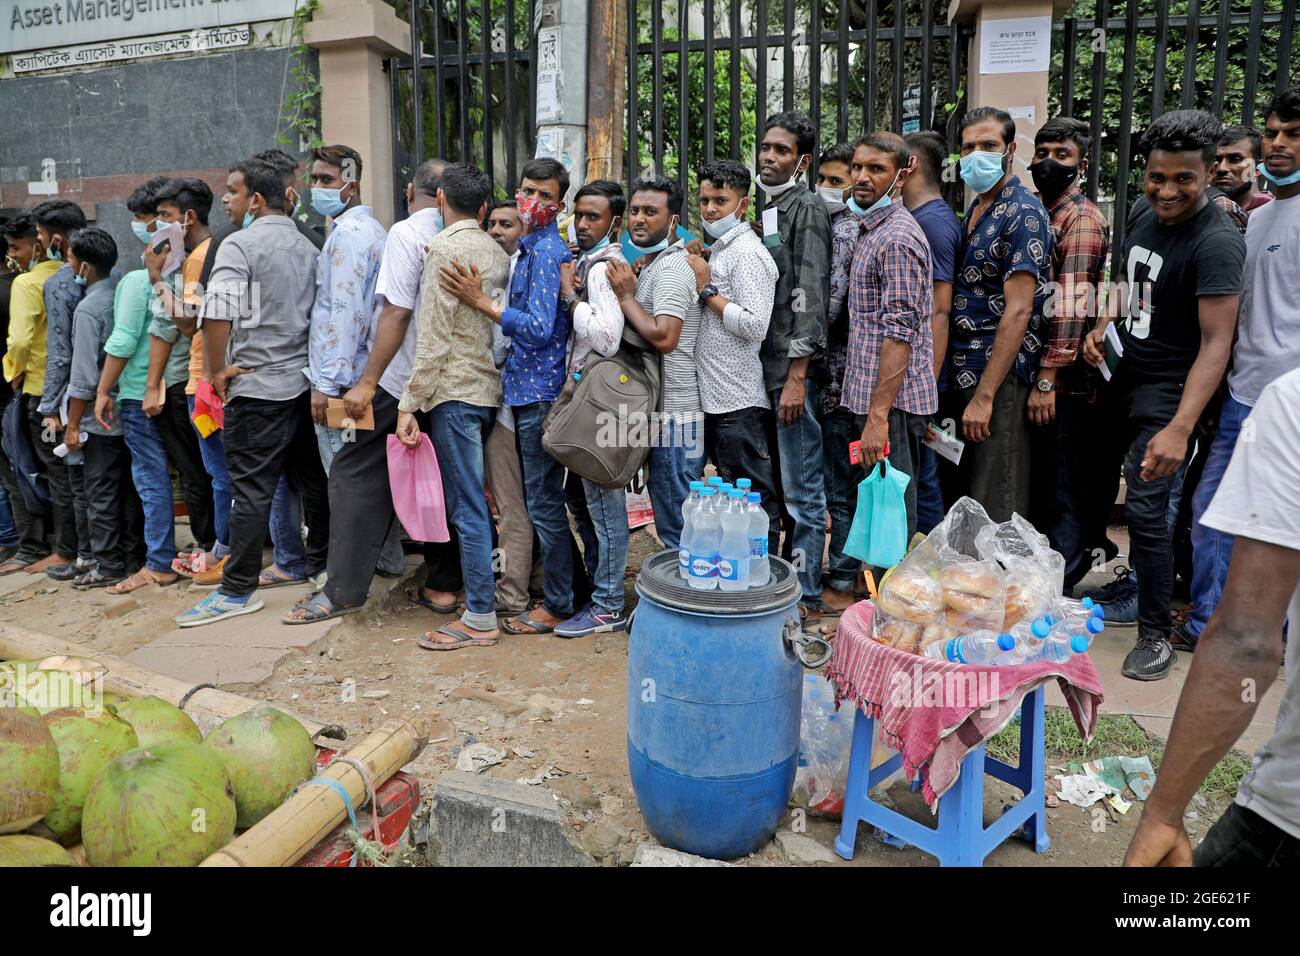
left=585, top=0, right=626, bottom=182
left=533, top=0, right=590, bottom=203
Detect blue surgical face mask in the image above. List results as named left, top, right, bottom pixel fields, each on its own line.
left=242, top=210, right=256, bottom=230
left=959, top=149, right=1009, bottom=194
left=630, top=216, right=679, bottom=254
left=430, top=207, right=444, bottom=233
left=860, top=170, right=902, bottom=218
left=131, top=219, right=155, bottom=244
left=48, top=241, right=64, bottom=263
left=311, top=186, right=348, bottom=219
left=1257, top=160, right=1300, bottom=187
left=581, top=232, right=613, bottom=258
left=73, top=269, right=88, bottom=287
left=846, top=195, right=870, bottom=218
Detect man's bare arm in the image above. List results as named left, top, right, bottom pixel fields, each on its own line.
left=930, top=280, right=952, bottom=382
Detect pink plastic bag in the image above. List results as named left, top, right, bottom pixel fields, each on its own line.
left=386, top=434, right=450, bottom=543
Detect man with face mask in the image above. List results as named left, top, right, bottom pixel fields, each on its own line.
left=1026, top=116, right=1111, bottom=593
left=940, top=106, right=1053, bottom=523
left=176, top=159, right=326, bottom=627
left=1213, top=124, right=1272, bottom=215
left=838, top=133, right=935, bottom=582
left=755, top=111, right=831, bottom=626
left=0, top=215, right=38, bottom=571
left=606, top=175, right=706, bottom=559
left=438, top=156, right=577, bottom=637
left=689, top=160, right=781, bottom=555
left=27, top=199, right=92, bottom=581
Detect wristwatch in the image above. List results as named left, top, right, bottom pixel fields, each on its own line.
left=561, top=291, right=580, bottom=311
left=698, top=282, right=719, bottom=302
left=1035, top=378, right=1056, bottom=393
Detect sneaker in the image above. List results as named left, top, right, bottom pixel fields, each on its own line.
left=46, top=557, right=94, bottom=582
left=1082, top=566, right=1138, bottom=625
left=175, top=590, right=265, bottom=628
left=554, top=603, right=629, bottom=638
left=1122, top=628, right=1177, bottom=681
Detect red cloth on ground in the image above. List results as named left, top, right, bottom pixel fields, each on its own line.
left=824, top=601, right=1105, bottom=809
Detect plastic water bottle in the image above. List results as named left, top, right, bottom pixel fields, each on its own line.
left=736, top=478, right=752, bottom=494
left=924, top=631, right=1018, bottom=664
left=717, top=489, right=751, bottom=591
left=1034, top=633, right=1091, bottom=664
left=707, top=476, right=724, bottom=492
left=688, top=487, right=721, bottom=590
left=679, top=481, right=705, bottom=579
left=746, top=492, right=770, bottom=588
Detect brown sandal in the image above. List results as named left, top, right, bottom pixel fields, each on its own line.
left=417, top=622, right=499, bottom=651
left=108, top=568, right=178, bottom=594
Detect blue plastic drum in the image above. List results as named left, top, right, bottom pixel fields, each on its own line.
left=627, top=551, right=830, bottom=860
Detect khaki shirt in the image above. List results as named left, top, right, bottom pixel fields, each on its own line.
left=399, top=218, right=510, bottom=413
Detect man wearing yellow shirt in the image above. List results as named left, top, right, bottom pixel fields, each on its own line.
left=0, top=239, right=59, bottom=575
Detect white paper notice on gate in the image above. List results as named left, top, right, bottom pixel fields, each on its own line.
left=979, top=16, right=1051, bottom=74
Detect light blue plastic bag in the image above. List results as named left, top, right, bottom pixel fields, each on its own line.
left=844, top=460, right=911, bottom=569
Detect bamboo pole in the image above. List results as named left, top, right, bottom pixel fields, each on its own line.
left=201, top=716, right=427, bottom=867
left=0, top=624, right=344, bottom=741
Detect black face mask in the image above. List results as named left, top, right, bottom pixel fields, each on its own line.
left=1029, top=157, right=1080, bottom=200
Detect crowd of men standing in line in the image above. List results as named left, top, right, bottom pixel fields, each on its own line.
left=0, top=92, right=1297, bottom=678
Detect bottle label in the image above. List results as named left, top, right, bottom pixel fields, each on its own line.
left=748, top=537, right=764, bottom=559
left=718, top=556, right=748, bottom=581
left=678, top=548, right=689, bottom=572
left=689, top=553, right=718, bottom=578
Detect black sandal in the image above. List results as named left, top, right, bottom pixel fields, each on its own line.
left=72, top=568, right=126, bottom=590
left=283, top=590, right=363, bottom=625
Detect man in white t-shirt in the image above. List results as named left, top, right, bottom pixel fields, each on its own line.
left=1181, top=88, right=1300, bottom=652
left=286, top=159, right=460, bottom=623
left=1125, top=367, right=1300, bottom=866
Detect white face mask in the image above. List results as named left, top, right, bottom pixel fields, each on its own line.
left=816, top=185, right=846, bottom=205
left=758, top=160, right=808, bottom=198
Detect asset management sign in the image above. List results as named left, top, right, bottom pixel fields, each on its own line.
left=2, top=0, right=300, bottom=55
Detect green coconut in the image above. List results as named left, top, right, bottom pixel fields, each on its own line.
left=82, top=741, right=236, bottom=867
left=0, top=709, right=60, bottom=834
left=202, top=708, right=316, bottom=828
left=42, top=709, right=139, bottom=845
left=12, top=669, right=88, bottom=714
left=113, top=696, right=201, bottom=748
left=0, top=834, right=77, bottom=867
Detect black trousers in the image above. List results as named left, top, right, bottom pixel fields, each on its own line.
left=155, top=381, right=216, bottom=550
left=1195, top=803, right=1300, bottom=866
left=705, top=406, right=782, bottom=554
left=1095, top=378, right=1186, bottom=636
left=26, top=395, right=88, bottom=561
left=323, top=389, right=462, bottom=608
left=938, top=374, right=1032, bottom=523
left=1029, top=389, right=1104, bottom=591
left=222, top=392, right=329, bottom=598
left=0, top=394, right=50, bottom=563
left=82, top=433, right=145, bottom=575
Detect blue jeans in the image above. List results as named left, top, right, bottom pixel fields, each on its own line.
left=0, top=478, right=17, bottom=549
left=315, top=422, right=405, bottom=576
left=582, top=476, right=630, bottom=613
left=514, top=401, right=574, bottom=618
left=771, top=383, right=827, bottom=608
left=430, top=401, right=497, bottom=630
left=647, top=412, right=705, bottom=551
left=821, top=406, right=858, bottom=592
left=1187, top=396, right=1251, bottom=639
left=187, top=394, right=304, bottom=570
left=916, top=446, right=944, bottom=535
left=120, top=400, right=178, bottom=573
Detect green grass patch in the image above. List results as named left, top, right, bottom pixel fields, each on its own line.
left=986, top=707, right=1251, bottom=802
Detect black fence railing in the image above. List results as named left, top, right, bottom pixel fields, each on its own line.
left=1050, top=0, right=1299, bottom=275
left=388, top=0, right=536, bottom=214
left=626, top=0, right=974, bottom=219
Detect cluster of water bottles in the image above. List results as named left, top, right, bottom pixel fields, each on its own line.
left=678, top=477, right=771, bottom=591
left=923, top=597, right=1106, bottom=665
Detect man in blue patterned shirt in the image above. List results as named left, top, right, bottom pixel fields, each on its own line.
left=439, top=157, right=577, bottom=636
left=940, top=107, right=1054, bottom=522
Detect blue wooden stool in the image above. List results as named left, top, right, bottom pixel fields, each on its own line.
left=834, top=685, right=1050, bottom=866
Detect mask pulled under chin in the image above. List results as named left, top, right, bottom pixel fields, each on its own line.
left=757, top=167, right=806, bottom=197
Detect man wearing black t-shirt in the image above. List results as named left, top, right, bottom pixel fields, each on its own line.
left=1084, top=110, right=1244, bottom=682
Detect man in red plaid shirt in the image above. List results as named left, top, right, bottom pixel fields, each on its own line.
left=1026, top=116, right=1111, bottom=592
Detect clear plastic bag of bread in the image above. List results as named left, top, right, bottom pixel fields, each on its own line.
left=873, top=497, right=1002, bottom=652
left=975, top=511, right=1064, bottom=629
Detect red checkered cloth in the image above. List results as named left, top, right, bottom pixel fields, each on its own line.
left=824, top=601, right=1105, bottom=810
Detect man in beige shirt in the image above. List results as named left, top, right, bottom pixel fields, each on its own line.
left=397, top=162, right=509, bottom=650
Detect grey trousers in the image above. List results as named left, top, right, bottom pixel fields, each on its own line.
left=938, top=373, right=1032, bottom=523
left=484, top=420, right=544, bottom=612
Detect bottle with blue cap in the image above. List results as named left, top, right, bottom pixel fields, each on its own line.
left=679, top=481, right=706, bottom=580
left=687, top=487, right=721, bottom=590
left=746, top=492, right=770, bottom=588
left=717, top=488, right=751, bottom=592
left=924, top=630, right=1019, bottom=664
